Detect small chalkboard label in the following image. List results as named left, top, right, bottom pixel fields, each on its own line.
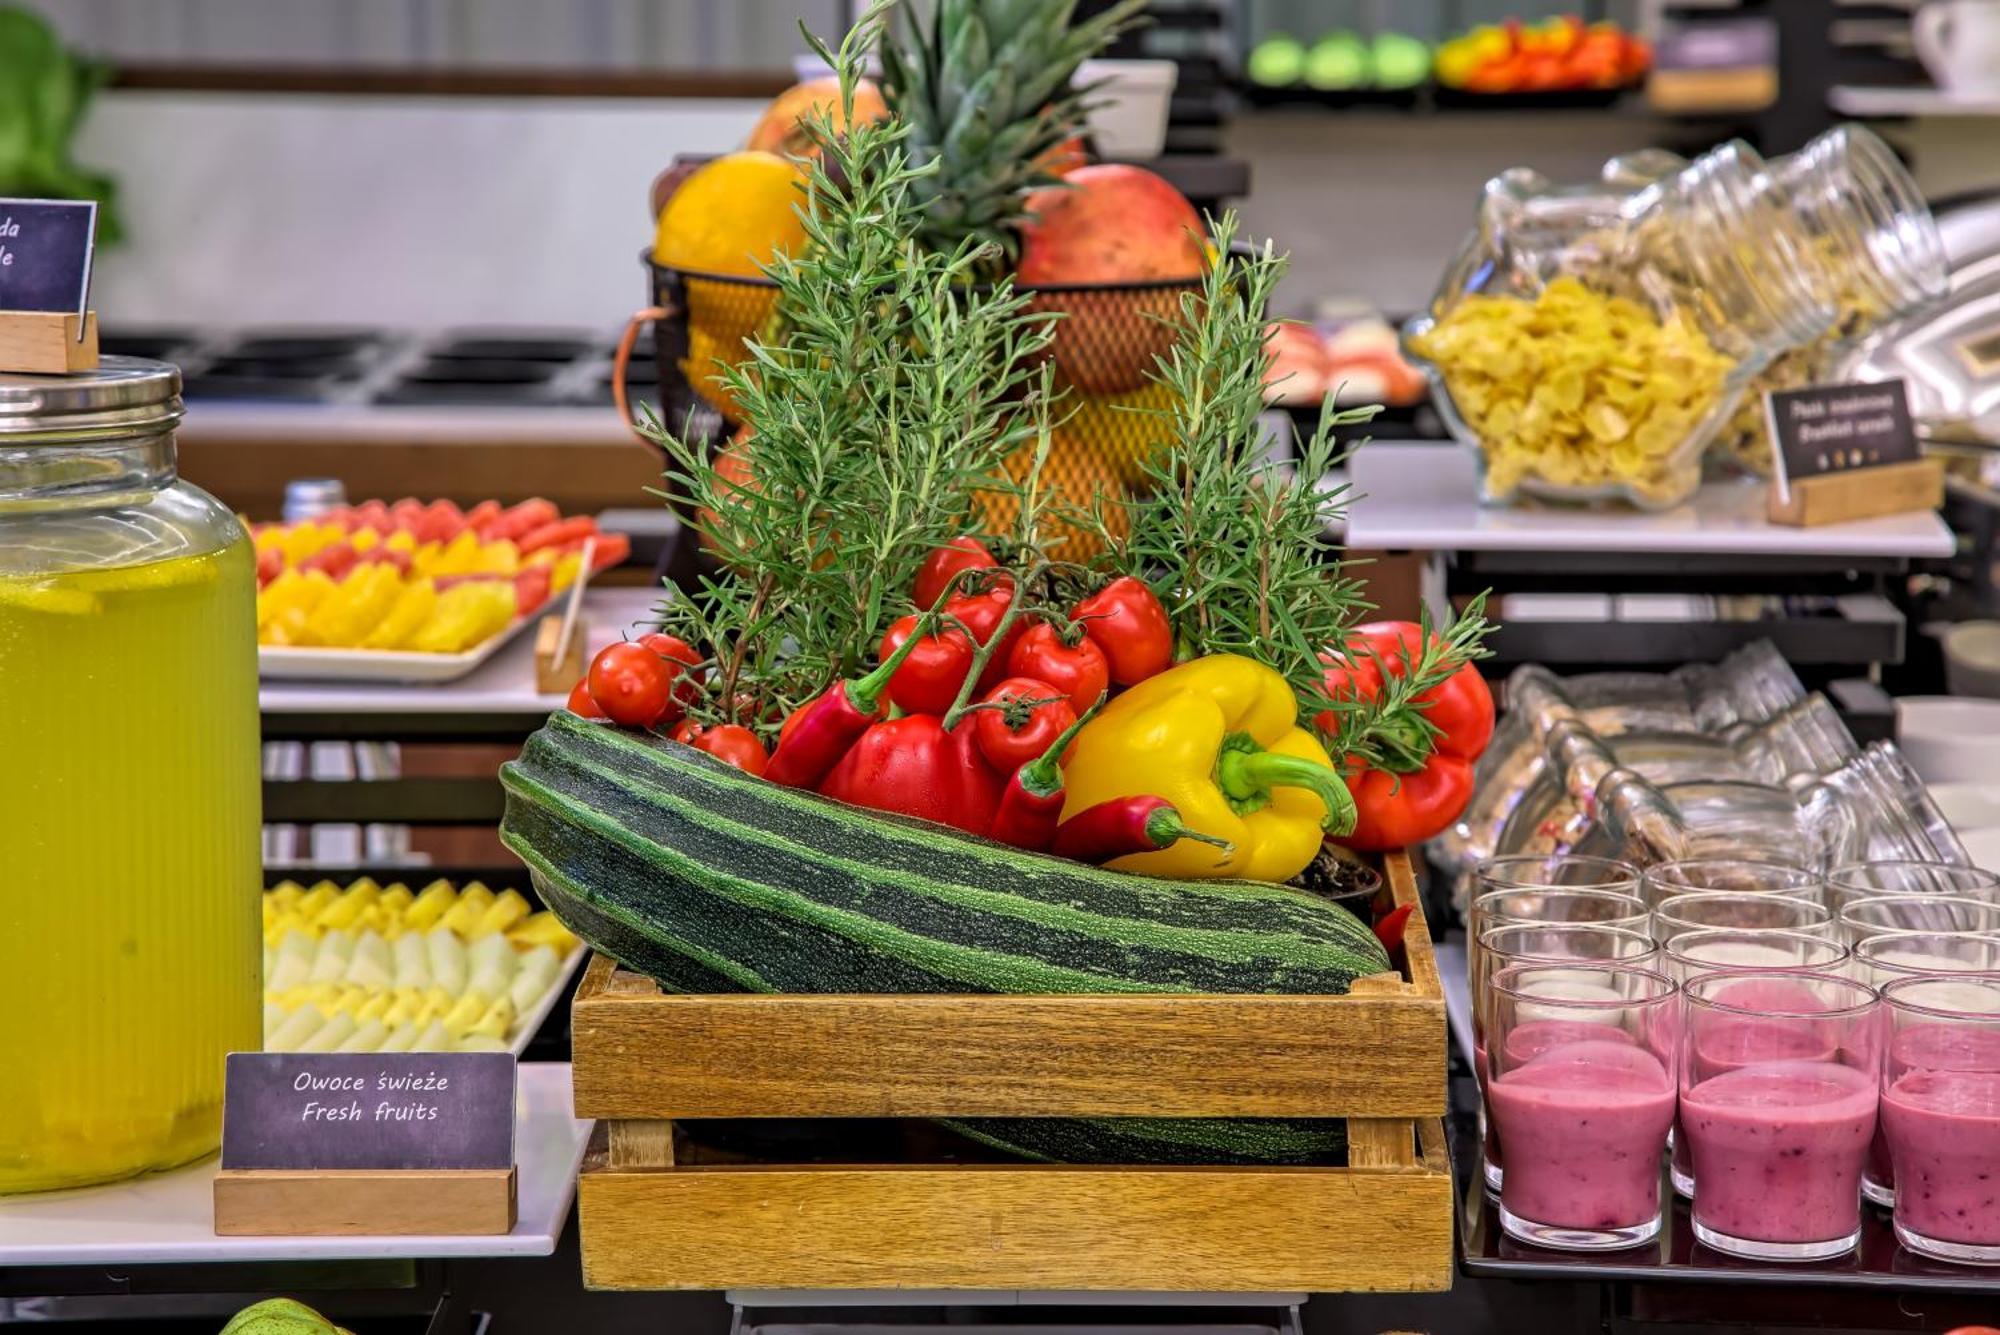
left=1765, top=379, right=1920, bottom=503
left=221, top=1052, right=516, bottom=1172
left=1653, top=16, right=1778, bottom=72
left=0, top=198, right=96, bottom=322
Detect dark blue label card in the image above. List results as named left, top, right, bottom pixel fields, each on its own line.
left=221, top=1052, right=517, bottom=1171
left=0, top=198, right=96, bottom=318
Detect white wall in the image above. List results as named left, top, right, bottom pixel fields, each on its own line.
left=67, top=88, right=2000, bottom=331
left=1230, top=110, right=2000, bottom=320
left=76, top=91, right=765, bottom=328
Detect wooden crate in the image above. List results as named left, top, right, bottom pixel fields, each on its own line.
left=569, top=850, right=1451, bottom=1294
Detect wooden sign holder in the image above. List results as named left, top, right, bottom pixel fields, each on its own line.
left=214, top=1164, right=518, bottom=1236
left=0, top=309, right=99, bottom=374
left=1766, top=457, right=1944, bottom=527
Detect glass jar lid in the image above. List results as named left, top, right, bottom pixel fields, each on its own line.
left=0, top=356, right=183, bottom=442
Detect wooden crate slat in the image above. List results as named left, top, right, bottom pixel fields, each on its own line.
left=571, top=849, right=1444, bottom=1122
left=577, top=1124, right=1453, bottom=1293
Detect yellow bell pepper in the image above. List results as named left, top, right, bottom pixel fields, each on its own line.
left=1059, top=654, right=1355, bottom=883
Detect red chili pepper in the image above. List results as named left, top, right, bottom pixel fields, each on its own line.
left=987, top=699, right=1101, bottom=851
left=819, top=713, right=1001, bottom=836
left=1372, top=903, right=1415, bottom=952
left=764, top=628, right=930, bottom=789
left=1318, top=620, right=1495, bottom=852
left=1052, top=796, right=1232, bottom=866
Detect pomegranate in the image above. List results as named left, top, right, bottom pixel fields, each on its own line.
left=1016, top=165, right=1207, bottom=395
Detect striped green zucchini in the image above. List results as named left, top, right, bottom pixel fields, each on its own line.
left=499, top=709, right=1389, bottom=1164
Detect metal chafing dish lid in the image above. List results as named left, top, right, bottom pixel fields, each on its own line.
left=1839, top=249, right=2000, bottom=448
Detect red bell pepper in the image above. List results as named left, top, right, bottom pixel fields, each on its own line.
left=986, top=700, right=1100, bottom=851
left=1318, top=620, right=1495, bottom=852
left=764, top=628, right=931, bottom=789
left=819, top=714, right=1001, bottom=837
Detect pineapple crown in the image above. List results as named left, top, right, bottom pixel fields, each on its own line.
left=879, top=0, right=1151, bottom=265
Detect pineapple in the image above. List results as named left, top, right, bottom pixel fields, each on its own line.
left=879, top=0, right=1150, bottom=263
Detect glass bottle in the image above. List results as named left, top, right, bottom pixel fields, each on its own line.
left=0, top=359, right=262, bottom=1193
left=1406, top=125, right=1944, bottom=508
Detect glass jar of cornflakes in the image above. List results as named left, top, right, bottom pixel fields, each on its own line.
left=1405, top=125, right=1945, bottom=508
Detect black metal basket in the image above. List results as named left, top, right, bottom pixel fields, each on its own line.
left=611, top=250, right=1215, bottom=560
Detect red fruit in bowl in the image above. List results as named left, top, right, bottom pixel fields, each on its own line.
left=1016, top=164, right=1206, bottom=395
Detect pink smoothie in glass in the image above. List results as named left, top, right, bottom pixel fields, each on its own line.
left=1490, top=1039, right=1674, bottom=1232
left=1681, top=1059, right=1876, bottom=1245
left=1485, top=1021, right=1639, bottom=1179
left=1882, top=1067, right=2000, bottom=1247
left=1871, top=1025, right=2000, bottom=1202
left=1674, top=1017, right=1835, bottom=1194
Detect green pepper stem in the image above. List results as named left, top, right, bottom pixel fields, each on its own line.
left=848, top=619, right=931, bottom=716
left=942, top=558, right=1046, bottom=731
left=1143, top=806, right=1234, bottom=855
left=1016, top=694, right=1104, bottom=799
left=1218, top=745, right=1358, bottom=838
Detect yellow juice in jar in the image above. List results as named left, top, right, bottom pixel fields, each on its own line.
left=0, top=541, right=261, bottom=1193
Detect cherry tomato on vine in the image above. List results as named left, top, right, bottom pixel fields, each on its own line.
left=566, top=679, right=607, bottom=719
left=971, top=676, right=1079, bottom=772
left=913, top=537, right=1007, bottom=610
left=878, top=615, right=977, bottom=717
left=1071, top=576, right=1172, bottom=686
left=670, top=719, right=770, bottom=776
left=586, top=642, right=674, bottom=727
left=1006, top=622, right=1109, bottom=715
left=631, top=632, right=704, bottom=724
left=945, top=587, right=1027, bottom=692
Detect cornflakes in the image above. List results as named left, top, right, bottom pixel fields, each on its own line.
left=1408, top=276, right=1733, bottom=503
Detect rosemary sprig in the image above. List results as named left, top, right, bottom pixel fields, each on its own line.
left=636, top=7, right=1055, bottom=734
left=1106, top=213, right=1494, bottom=765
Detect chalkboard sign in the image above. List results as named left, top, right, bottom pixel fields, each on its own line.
left=0, top=199, right=96, bottom=321
left=1765, top=380, right=1920, bottom=503
left=221, top=1052, right=516, bottom=1172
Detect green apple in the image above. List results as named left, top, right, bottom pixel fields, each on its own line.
left=1304, top=31, right=1369, bottom=91
left=1370, top=32, right=1432, bottom=90
left=1247, top=35, right=1307, bottom=87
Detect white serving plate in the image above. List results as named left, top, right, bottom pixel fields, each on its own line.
left=506, top=944, right=586, bottom=1056
left=1961, top=828, right=2000, bottom=875
left=258, top=612, right=536, bottom=684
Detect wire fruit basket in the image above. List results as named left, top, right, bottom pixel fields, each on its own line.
left=613, top=253, right=1209, bottom=575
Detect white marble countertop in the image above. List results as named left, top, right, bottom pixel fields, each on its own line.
left=1345, top=443, right=1956, bottom=559
left=0, top=1063, right=589, bottom=1266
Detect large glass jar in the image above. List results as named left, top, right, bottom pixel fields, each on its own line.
left=1492, top=693, right=1859, bottom=864
left=1559, top=733, right=1967, bottom=871
left=0, top=360, right=261, bottom=1193
left=1708, top=128, right=1948, bottom=474
left=1405, top=125, right=1944, bottom=508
